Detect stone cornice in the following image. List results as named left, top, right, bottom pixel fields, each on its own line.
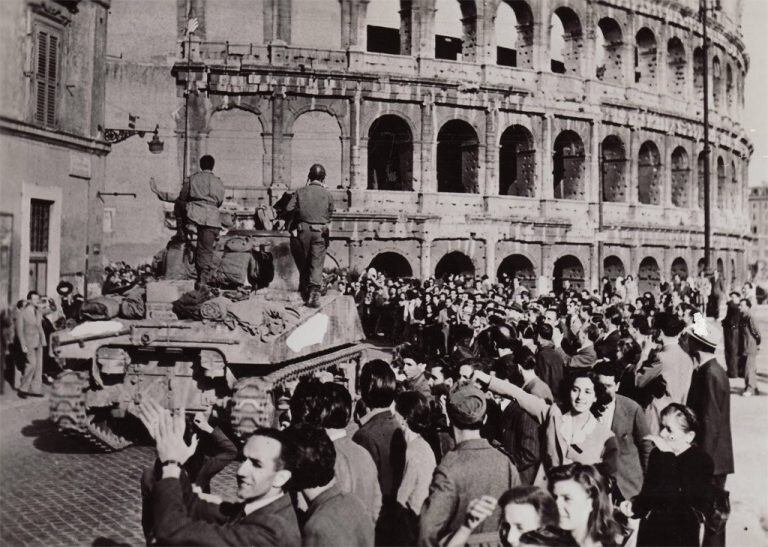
left=0, top=116, right=111, bottom=156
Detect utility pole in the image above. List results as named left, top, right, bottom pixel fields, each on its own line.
left=701, top=0, right=711, bottom=272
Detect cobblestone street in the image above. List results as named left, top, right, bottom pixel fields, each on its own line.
left=1, top=316, right=767, bottom=547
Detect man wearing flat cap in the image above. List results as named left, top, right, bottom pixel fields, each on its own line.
left=418, top=383, right=521, bottom=547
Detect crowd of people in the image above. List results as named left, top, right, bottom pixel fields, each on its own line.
left=138, top=267, right=762, bottom=547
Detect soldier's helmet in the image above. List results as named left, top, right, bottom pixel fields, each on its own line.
left=308, top=163, right=326, bottom=182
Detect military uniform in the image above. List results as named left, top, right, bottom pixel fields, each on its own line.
left=285, top=180, right=334, bottom=302
left=180, top=170, right=224, bottom=284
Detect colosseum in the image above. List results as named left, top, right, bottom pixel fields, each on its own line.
left=104, top=0, right=753, bottom=294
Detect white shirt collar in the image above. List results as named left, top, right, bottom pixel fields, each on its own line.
left=359, top=406, right=391, bottom=426
left=325, top=428, right=347, bottom=442
left=244, top=492, right=284, bottom=516
left=600, top=399, right=616, bottom=426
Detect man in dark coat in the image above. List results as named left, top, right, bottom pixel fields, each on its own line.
left=285, top=163, right=335, bottom=307
left=738, top=298, right=762, bottom=396
left=685, top=326, right=734, bottom=547
left=138, top=401, right=300, bottom=547
left=721, top=292, right=742, bottom=378
left=595, top=307, right=623, bottom=362
left=534, top=323, right=565, bottom=402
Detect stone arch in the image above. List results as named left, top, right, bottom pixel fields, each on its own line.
left=205, top=108, right=266, bottom=188
left=367, top=115, right=414, bottom=191
left=550, top=6, right=583, bottom=76
left=495, top=0, right=534, bottom=69
left=726, top=63, right=734, bottom=111
left=291, top=0, right=341, bottom=49
left=638, top=140, right=662, bottom=205
left=554, top=254, right=584, bottom=291
left=671, top=257, right=688, bottom=279
left=366, top=0, right=409, bottom=55
left=437, top=119, right=480, bottom=193
left=435, top=251, right=475, bottom=278
left=638, top=256, right=660, bottom=293
left=434, top=0, right=478, bottom=62
left=290, top=110, right=342, bottom=189
left=553, top=130, right=585, bottom=200
left=716, top=156, right=726, bottom=210
left=499, top=124, right=536, bottom=196
left=712, top=55, right=722, bottom=108
left=667, top=37, right=686, bottom=97
left=603, top=255, right=625, bottom=281
left=368, top=252, right=414, bottom=278
left=635, top=27, right=658, bottom=88
left=697, top=150, right=706, bottom=209
left=693, top=47, right=705, bottom=103
left=600, top=135, right=627, bottom=202
left=596, top=17, right=623, bottom=84
left=286, top=103, right=348, bottom=140
left=671, top=146, right=690, bottom=208
left=497, top=253, right=536, bottom=288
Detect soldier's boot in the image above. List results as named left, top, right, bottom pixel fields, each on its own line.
left=306, top=289, right=321, bottom=308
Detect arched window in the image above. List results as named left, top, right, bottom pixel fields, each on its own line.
left=554, top=255, right=584, bottom=291
left=693, top=47, right=705, bottom=103
left=671, top=146, right=690, bottom=208
left=596, top=18, right=623, bottom=84
left=638, top=257, right=660, bottom=293
left=435, top=251, right=475, bottom=278
left=499, top=125, right=536, bottom=196
left=716, top=156, right=726, bottom=210
left=667, top=37, right=686, bottom=96
left=731, top=158, right=740, bottom=215
left=553, top=130, right=585, bottom=200
left=366, top=0, right=407, bottom=55
left=495, top=0, right=534, bottom=69
left=638, top=141, right=662, bottom=205
left=603, top=255, right=625, bottom=281
left=671, top=257, right=688, bottom=279
left=437, top=120, right=479, bottom=193
left=367, top=115, right=413, bottom=191
left=635, top=28, right=658, bottom=88
left=697, top=151, right=706, bottom=209
left=369, top=252, right=413, bottom=278
left=206, top=109, right=265, bottom=188
left=291, top=111, right=342, bottom=189
left=726, top=63, right=734, bottom=111
left=497, top=254, right=536, bottom=288
left=434, top=0, right=477, bottom=62
left=600, top=135, right=627, bottom=202
left=712, top=56, right=722, bottom=108
left=550, top=7, right=582, bottom=76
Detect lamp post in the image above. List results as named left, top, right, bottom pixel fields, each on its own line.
left=99, top=123, right=164, bottom=154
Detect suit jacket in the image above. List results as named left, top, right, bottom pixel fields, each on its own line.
left=535, top=343, right=565, bottom=401
left=153, top=479, right=301, bottom=547
left=739, top=313, right=761, bottom=355
left=636, top=339, right=693, bottom=404
left=303, top=484, right=374, bottom=547
left=687, top=358, right=734, bottom=476
left=565, top=344, right=597, bottom=369
left=15, top=305, right=45, bottom=349
left=596, top=329, right=621, bottom=361
left=333, top=434, right=382, bottom=522
left=497, top=400, right=541, bottom=485
left=609, top=395, right=652, bottom=500
left=418, top=439, right=521, bottom=547
left=523, top=376, right=554, bottom=403
left=352, top=409, right=406, bottom=499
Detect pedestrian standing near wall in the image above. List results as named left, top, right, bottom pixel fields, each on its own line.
left=738, top=298, right=762, bottom=397
left=721, top=292, right=742, bottom=379
left=15, top=291, right=45, bottom=398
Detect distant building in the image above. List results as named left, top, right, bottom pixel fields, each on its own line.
left=749, top=184, right=768, bottom=266
left=0, top=0, right=111, bottom=305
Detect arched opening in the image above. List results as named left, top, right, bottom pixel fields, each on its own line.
left=367, top=115, right=413, bottom=191
left=434, top=0, right=477, bottom=62
left=671, top=146, right=690, bottom=208
left=206, top=0, right=264, bottom=44
left=697, top=257, right=706, bottom=274
left=553, top=130, right=585, bottom=200
left=667, top=37, right=686, bottom=97
left=712, top=56, right=722, bottom=108
left=499, top=125, right=535, bottom=196
left=693, top=47, right=705, bottom=103
left=366, top=0, right=407, bottom=55
left=638, top=257, right=660, bottom=293
left=635, top=28, right=658, bottom=88
left=497, top=254, right=536, bottom=288
left=671, top=257, right=688, bottom=279
left=550, top=7, right=582, bottom=75
left=291, top=0, right=341, bottom=49
left=206, top=109, right=265, bottom=188
left=716, top=257, right=725, bottom=278
left=368, top=252, right=413, bottom=278
left=726, top=63, right=734, bottom=111
left=697, top=151, right=706, bottom=209
left=553, top=255, right=584, bottom=291
left=731, top=158, right=740, bottom=215
left=730, top=257, right=737, bottom=285
left=291, top=111, right=342, bottom=190
left=716, top=156, right=726, bottom=210
left=600, top=135, right=627, bottom=202
left=435, top=251, right=475, bottom=278
left=437, top=120, right=479, bottom=193
left=638, top=141, right=662, bottom=205
left=603, top=255, right=625, bottom=281
left=596, top=18, right=623, bottom=83
left=495, top=0, right=534, bottom=69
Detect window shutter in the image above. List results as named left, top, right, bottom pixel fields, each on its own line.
left=46, top=35, right=58, bottom=126
left=33, top=27, right=59, bottom=127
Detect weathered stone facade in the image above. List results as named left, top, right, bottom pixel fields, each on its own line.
left=105, top=0, right=753, bottom=293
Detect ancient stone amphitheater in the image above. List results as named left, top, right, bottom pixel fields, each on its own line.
left=172, top=0, right=752, bottom=293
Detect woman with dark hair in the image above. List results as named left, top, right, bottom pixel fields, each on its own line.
left=394, top=390, right=437, bottom=543
left=615, top=337, right=642, bottom=402
left=473, top=368, right=617, bottom=478
left=619, top=403, right=714, bottom=546
left=548, top=463, right=622, bottom=547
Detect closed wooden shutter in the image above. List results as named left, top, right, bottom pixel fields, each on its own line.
left=34, top=27, right=60, bottom=127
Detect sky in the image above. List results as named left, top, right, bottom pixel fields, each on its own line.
left=742, top=0, right=767, bottom=187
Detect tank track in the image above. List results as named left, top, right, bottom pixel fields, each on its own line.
left=230, top=344, right=365, bottom=437
left=50, top=370, right=133, bottom=451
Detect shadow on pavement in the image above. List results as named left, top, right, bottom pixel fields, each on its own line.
left=21, top=419, right=102, bottom=454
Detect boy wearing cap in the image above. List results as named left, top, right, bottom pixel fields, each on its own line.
left=418, top=383, right=521, bottom=547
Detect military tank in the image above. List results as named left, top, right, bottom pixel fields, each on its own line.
left=48, top=230, right=367, bottom=450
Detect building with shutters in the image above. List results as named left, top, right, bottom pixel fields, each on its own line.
left=749, top=183, right=768, bottom=268
left=104, top=0, right=753, bottom=293
left=0, top=0, right=110, bottom=305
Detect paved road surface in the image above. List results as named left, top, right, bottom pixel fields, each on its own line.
left=1, top=311, right=767, bottom=546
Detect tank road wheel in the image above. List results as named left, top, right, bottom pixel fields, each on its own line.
left=50, top=370, right=88, bottom=432
left=231, top=377, right=276, bottom=438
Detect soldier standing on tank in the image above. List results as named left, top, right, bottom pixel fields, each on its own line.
left=285, top=163, right=334, bottom=308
